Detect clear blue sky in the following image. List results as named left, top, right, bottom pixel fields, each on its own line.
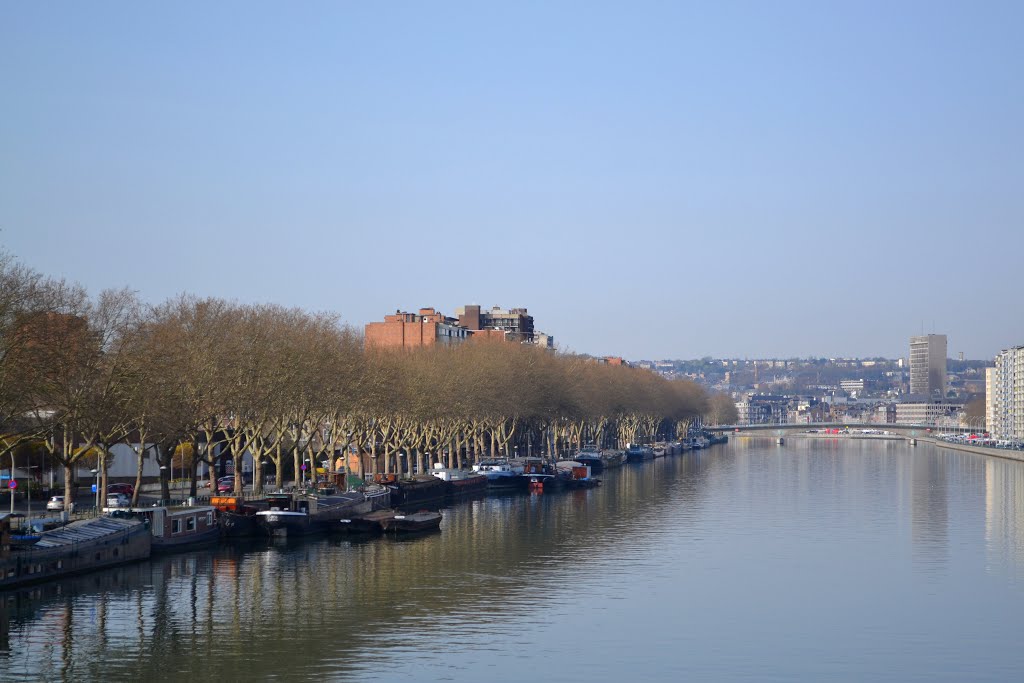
left=2, top=1, right=1022, bottom=360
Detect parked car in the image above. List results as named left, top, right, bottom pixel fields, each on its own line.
left=216, top=476, right=235, bottom=493
left=107, top=483, right=134, bottom=497
left=106, top=493, right=131, bottom=508
left=46, top=495, right=65, bottom=511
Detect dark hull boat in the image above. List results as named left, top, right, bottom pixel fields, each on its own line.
left=522, top=459, right=563, bottom=493
left=258, top=491, right=374, bottom=540
left=336, top=509, right=397, bottom=534
left=555, top=461, right=601, bottom=489
left=212, top=496, right=267, bottom=538
left=387, top=476, right=450, bottom=507
left=573, top=445, right=604, bottom=473
left=431, top=466, right=488, bottom=500
left=625, top=445, right=653, bottom=462
left=383, top=511, right=442, bottom=534
left=574, top=454, right=604, bottom=473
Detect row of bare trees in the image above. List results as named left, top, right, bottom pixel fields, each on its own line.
left=1, top=252, right=715, bottom=506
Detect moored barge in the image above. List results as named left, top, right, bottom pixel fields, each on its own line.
left=0, top=514, right=151, bottom=589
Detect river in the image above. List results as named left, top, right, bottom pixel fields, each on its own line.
left=2, top=438, right=1024, bottom=681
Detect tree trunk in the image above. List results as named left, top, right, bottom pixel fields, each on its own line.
left=99, top=448, right=108, bottom=509
left=64, top=463, right=74, bottom=512
left=132, top=444, right=145, bottom=507
left=189, top=450, right=198, bottom=500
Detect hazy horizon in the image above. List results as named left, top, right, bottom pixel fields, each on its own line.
left=3, top=2, right=1022, bottom=361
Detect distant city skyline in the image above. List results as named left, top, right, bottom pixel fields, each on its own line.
left=3, top=3, right=1023, bottom=360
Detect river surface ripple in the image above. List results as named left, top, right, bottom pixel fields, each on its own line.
left=3, top=438, right=1024, bottom=682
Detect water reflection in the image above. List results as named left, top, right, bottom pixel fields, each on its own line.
left=986, top=456, right=1024, bottom=581
left=911, top=453, right=949, bottom=569
left=1, top=441, right=1024, bottom=681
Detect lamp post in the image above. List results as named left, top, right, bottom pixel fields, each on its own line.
left=159, top=465, right=168, bottom=504
left=90, top=468, right=100, bottom=511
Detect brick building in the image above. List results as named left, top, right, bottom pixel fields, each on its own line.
left=366, top=305, right=554, bottom=350
left=364, top=308, right=470, bottom=350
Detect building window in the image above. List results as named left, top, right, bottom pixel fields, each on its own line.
left=186, top=517, right=196, bottom=532
left=172, top=519, right=181, bottom=534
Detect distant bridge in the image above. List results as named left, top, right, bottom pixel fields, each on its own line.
left=706, top=423, right=941, bottom=437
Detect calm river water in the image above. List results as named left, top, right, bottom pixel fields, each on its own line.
left=3, top=438, right=1024, bottom=681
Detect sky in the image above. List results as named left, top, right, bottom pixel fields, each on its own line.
left=2, top=1, right=1022, bottom=361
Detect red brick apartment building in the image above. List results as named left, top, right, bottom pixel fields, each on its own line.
left=364, top=308, right=469, bottom=349
left=364, top=305, right=553, bottom=350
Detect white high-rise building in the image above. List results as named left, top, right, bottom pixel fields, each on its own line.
left=909, top=334, right=947, bottom=398
left=988, top=346, right=1024, bottom=442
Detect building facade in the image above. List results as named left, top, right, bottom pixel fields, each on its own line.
left=909, top=334, right=947, bottom=398
left=895, top=400, right=964, bottom=426
left=735, top=394, right=789, bottom=425
left=364, top=308, right=470, bottom=350
left=987, top=346, right=1024, bottom=442
left=365, top=305, right=552, bottom=350
left=456, top=305, right=536, bottom=343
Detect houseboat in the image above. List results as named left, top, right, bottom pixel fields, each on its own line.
left=111, top=505, right=220, bottom=551
left=0, top=514, right=151, bottom=589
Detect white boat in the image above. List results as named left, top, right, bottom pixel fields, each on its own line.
left=431, top=463, right=488, bottom=497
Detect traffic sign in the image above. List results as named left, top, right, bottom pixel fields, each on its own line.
left=8, top=480, right=16, bottom=490
left=300, top=464, right=307, bottom=471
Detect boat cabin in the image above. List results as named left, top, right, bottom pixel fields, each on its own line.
left=110, top=506, right=217, bottom=545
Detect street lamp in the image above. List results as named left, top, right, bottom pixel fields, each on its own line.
left=90, top=468, right=100, bottom=511
left=159, top=465, right=169, bottom=504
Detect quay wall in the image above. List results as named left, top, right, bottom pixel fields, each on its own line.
left=924, top=438, right=1024, bottom=464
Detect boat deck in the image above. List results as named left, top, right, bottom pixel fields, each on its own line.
left=33, top=517, right=144, bottom=549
